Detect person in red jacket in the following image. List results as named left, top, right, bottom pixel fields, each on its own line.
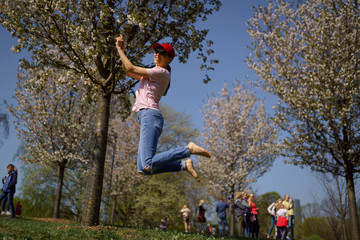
left=15, top=201, right=22, bottom=216
left=248, top=193, right=260, bottom=238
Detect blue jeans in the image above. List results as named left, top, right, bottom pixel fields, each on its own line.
left=0, top=192, right=14, bottom=216
left=285, top=215, right=294, bottom=239
left=244, top=213, right=250, bottom=237
left=218, top=216, right=229, bottom=235
left=277, top=226, right=286, bottom=239
left=137, top=109, right=189, bottom=174
left=268, top=215, right=276, bottom=236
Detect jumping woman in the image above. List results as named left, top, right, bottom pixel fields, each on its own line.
left=115, top=34, right=211, bottom=182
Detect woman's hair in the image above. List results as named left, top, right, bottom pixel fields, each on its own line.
left=248, top=193, right=254, bottom=198
left=163, top=65, right=171, bottom=96
left=163, top=80, right=170, bottom=96
left=7, top=164, right=15, bottom=171
left=199, top=199, right=204, bottom=206
left=183, top=204, right=187, bottom=209
left=275, top=198, right=283, bottom=210
left=235, top=191, right=248, bottom=199
left=284, top=194, right=289, bottom=201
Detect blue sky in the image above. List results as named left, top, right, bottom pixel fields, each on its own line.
left=0, top=1, right=319, bottom=205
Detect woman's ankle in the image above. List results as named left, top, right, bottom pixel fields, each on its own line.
left=187, top=142, right=211, bottom=158
left=185, top=159, right=199, bottom=182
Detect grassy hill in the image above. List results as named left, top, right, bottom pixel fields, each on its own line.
left=0, top=216, right=260, bottom=239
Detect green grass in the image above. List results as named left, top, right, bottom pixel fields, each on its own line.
left=0, top=216, right=263, bottom=240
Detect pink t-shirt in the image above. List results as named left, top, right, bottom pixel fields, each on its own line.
left=132, top=66, right=170, bottom=112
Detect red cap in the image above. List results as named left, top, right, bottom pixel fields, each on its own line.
left=152, top=43, right=175, bottom=58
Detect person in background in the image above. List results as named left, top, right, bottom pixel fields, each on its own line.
left=234, top=192, right=244, bottom=236
left=0, top=164, right=17, bottom=218
left=215, top=195, right=230, bottom=236
left=283, top=194, right=295, bottom=240
left=0, top=174, right=11, bottom=216
left=267, top=198, right=283, bottom=239
left=15, top=201, right=22, bottom=216
left=248, top=193, right=260, bottom=238
left=211, top=225, right=216, bottom=235
left=205, top=223, right=212, bottom=235
left=197, top=199, right=206, bottom=233
left=275, top=204, right=288, bottom=239
left=160, top=216, right=169, bottom=230
left=234, top=191, right=250, bottom=237
left=242, top=192, right=251, bottom=237
left=180, top=204, right=191, bottom=232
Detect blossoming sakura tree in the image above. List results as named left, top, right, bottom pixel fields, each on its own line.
left=247, top=1, right=360, bottom=238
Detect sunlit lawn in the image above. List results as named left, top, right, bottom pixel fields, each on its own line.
left=0, top=215, right=264, bottom=239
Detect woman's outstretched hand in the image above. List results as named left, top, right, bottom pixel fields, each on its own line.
left=115, top=34, right=125, bottom=50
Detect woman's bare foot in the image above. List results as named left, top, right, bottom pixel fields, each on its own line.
left=185, top=159, right=200, bottom=182
left=143, top=166, right=152, bottom=173
left=188, top=142, right=211, bottom=158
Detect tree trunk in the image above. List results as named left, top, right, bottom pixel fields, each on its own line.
left=104, top=135, right=117, bottom=224
left=53, top=160, right=67, bottom=218
left=345, top=169, right=360, bottom=240
left=81, top=92, right=111, bottom=226
left=111, top=195, right=117, bottom=225
left=341, top=216, right=348, bottom=240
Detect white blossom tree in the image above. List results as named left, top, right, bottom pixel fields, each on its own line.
left=200, top=81, right=279, bottom=234
left=0, top=0, right=221, bottom=225
left=8, top=65, right=96, bottom=219
left=247, top=0, right=360, bottom=238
